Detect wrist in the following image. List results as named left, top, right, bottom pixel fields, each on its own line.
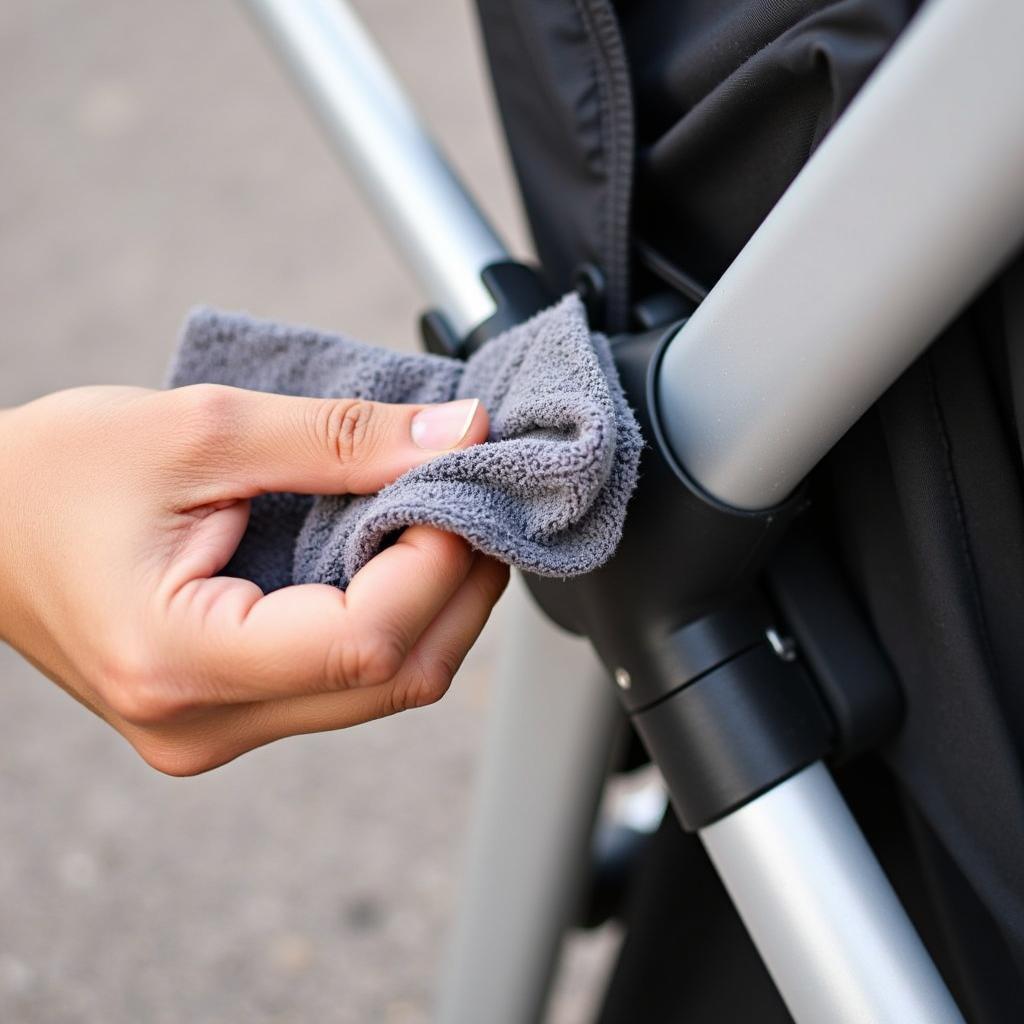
left=0, top=405, right=24, bottom=644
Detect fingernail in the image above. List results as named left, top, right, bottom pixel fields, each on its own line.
left=411, top=398, right=480, bottom=451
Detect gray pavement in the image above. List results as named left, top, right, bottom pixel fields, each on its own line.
left=0, top=2, right=613, bottom=1020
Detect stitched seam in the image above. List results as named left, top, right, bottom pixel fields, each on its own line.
left=924, top=355, right=999, bottom=677
left=573, top=0, right=634, bottom=332
left=569, top=0, right=609, bottom=321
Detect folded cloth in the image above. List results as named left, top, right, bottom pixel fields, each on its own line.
left=168, top=293, right=642, bottom=592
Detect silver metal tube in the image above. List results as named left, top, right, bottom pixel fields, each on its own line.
left=436, top=577, right=622, bottom=1024
left=658, top=0, right=1024, bottom=511
left=241, top=0, right=507, bottom=335
left=700, top=763, right=964, bottom=1024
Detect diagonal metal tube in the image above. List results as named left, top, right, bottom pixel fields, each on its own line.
left=657, top=0, right=1024, bottom=511
left=241, top=0, right=507, bottom=337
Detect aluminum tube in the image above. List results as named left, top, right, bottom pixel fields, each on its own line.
left=657, top=0, right=1024, bottom=511
left=700, top=763, right=964, bottom=1024
left=241, top=0, right=507, bottom=336
left=436, top=576, right=622, bottom=1024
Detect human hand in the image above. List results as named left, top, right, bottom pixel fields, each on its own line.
left=0, top=384, right=507, bottom=774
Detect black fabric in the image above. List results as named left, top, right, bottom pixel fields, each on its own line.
left=622, top=0, right=914, bottom=288
left=475, top=0, right=1024, bottom=1020
left=476, top=0, right=916, bottom=311
left=829, top=287, right=1024, bottom=1009
left=474, top=0, right=634, bottom=331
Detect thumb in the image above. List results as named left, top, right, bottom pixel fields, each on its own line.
left=188, top=386, right=488, bottom=496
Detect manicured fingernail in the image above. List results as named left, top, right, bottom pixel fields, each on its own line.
left=411, top=398, right=480, bottom=451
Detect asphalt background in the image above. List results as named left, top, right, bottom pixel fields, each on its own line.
left=0, top=2, right=616, bottom=1020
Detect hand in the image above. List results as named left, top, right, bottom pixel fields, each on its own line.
left=0, top=384, right=507, bottom=775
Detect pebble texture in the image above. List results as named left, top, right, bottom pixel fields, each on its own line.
left=169, top=294, right=642, bottom=590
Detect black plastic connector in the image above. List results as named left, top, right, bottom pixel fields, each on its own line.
left=633, top=644, right=832, bottom=830
left=767, top=534, right=904, bottom=762
left=519, top=323, right=830, bottom=829
left=419, top=261, right=552, bottom=358
left=417, top=263, right=895, bottom=831
left=525, top=324, right=805, bottom=670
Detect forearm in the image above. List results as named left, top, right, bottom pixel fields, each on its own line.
left=0, top=404, right=20, bottom=645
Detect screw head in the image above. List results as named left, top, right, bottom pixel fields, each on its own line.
left=765, top=627, right=798, bottom=662
left=614, top=667, right=632, bottom=691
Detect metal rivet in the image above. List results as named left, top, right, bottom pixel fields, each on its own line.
left=614, top=667, right=632, bottom=691
left=765, top=627, right=797, bottom=662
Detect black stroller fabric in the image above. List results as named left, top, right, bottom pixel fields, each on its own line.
left=475, top=0, right=1024, bottom=1020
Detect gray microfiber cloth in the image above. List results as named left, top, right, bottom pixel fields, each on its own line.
left=168, top=294, right=642, bottom=593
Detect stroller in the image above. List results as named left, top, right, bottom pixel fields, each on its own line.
left=243, top=0, right=1024, bottom=1020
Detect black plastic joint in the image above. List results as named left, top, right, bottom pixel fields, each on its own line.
left=767, top=534, right=904, bottom=761
left=616, top=596, right=772, bottom=714
left=631, top=642, right=833, bottom=831
left=419, top=261, right=553, bottom=360
left=464, top=261, right=553, bottom=354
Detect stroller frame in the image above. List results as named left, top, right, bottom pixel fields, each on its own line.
left=241, top=0, right=1024, bottom=1020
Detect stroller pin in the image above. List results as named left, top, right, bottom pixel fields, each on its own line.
left=766, top=628, right=797, bottom=662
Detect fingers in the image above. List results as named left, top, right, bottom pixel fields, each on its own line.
left=168, top=384, right=487, bottom=501
left=342, top=526, right=477, bottom=666
left=250, top=554, right=509, bottom=739
left=157, top=526, right=478, bottom=706
left=135, top=555, right=509, bottom=775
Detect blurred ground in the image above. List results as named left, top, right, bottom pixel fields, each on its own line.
left=0, top=2, right=615, bottom=1020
